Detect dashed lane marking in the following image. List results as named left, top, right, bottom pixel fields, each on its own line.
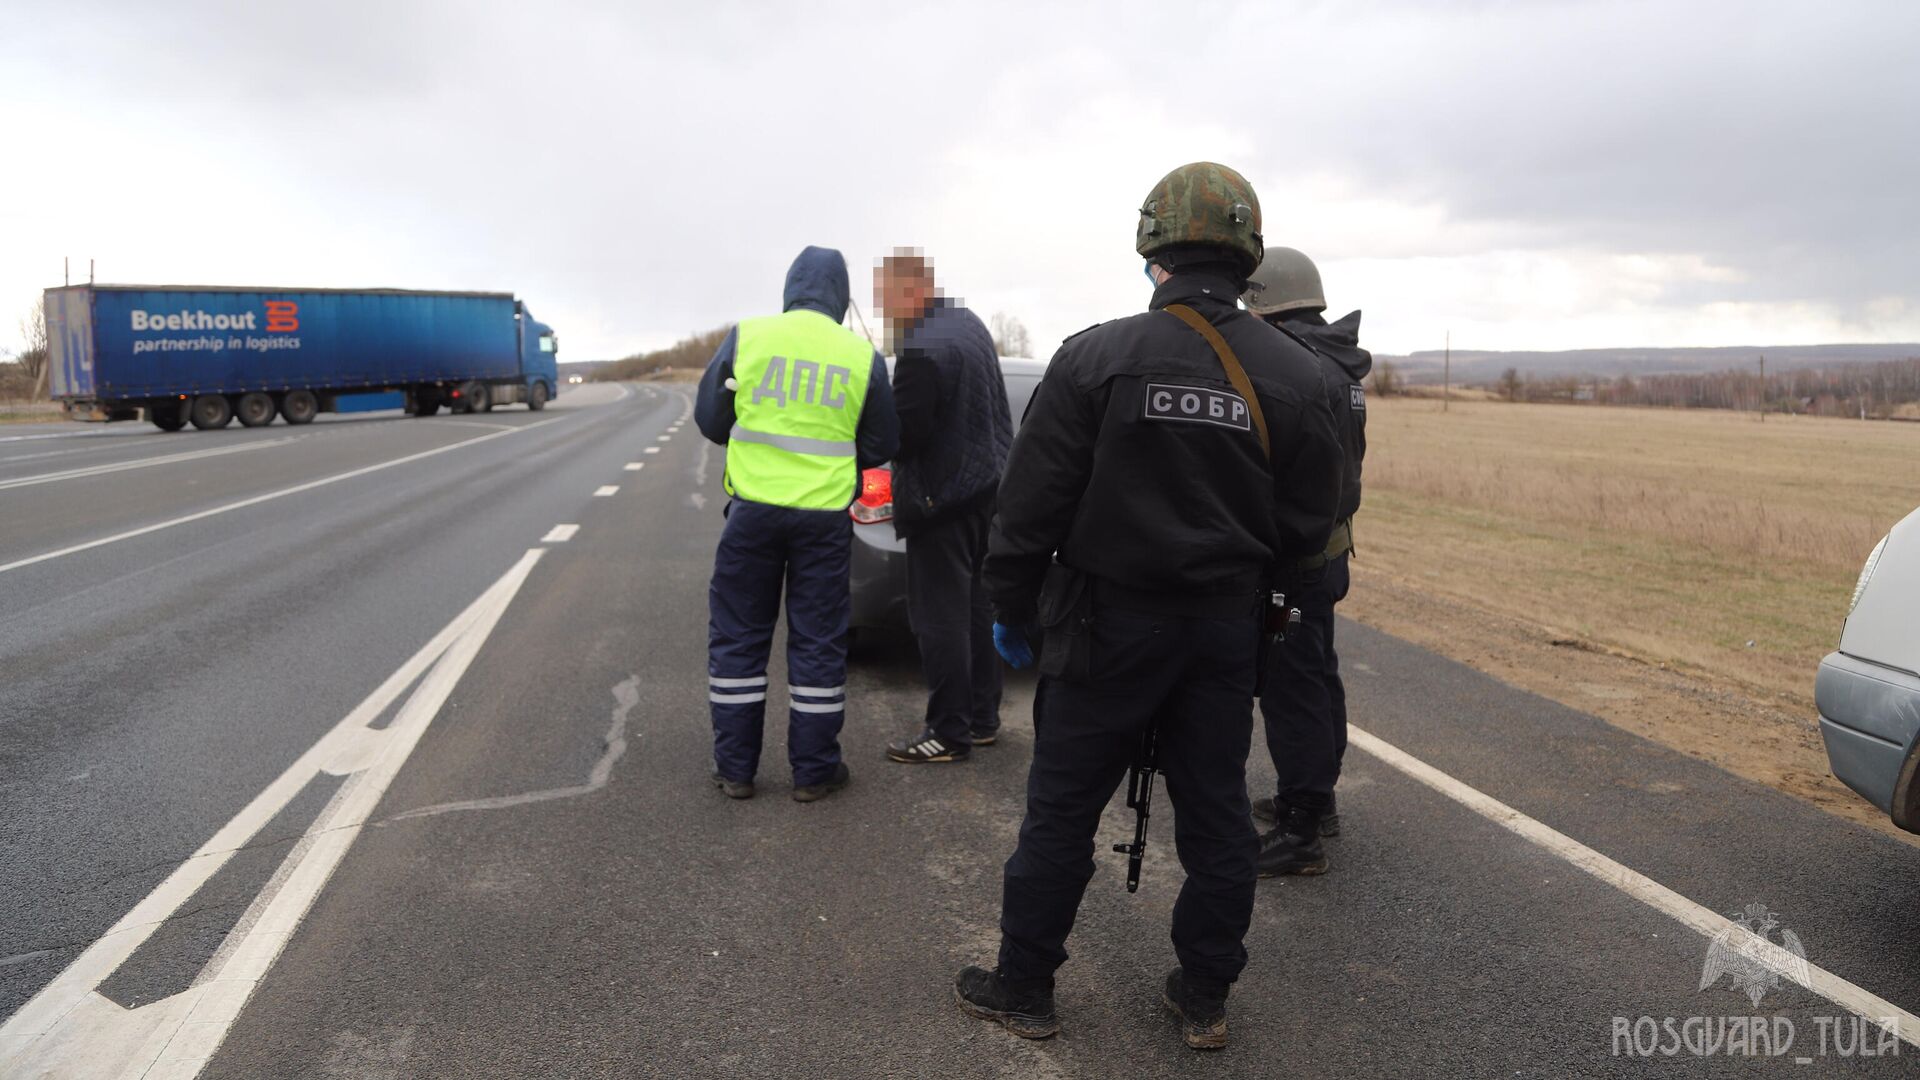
left=623, top=463, right=644, bottom=471
left=540, top=524, right=580, bottom=543
left=643, top=447, right=661, bottom=454
left=593, top=486, right=619, bottom=497
left=1349, top=723, right=1920, bottom=1049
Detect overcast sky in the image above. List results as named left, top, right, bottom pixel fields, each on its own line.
left=4, top=0, right=1917, bottom=362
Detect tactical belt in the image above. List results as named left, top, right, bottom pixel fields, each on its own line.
left=1292, top=518, right=1354, bottom=573
left=1092, top=577, right=1262, bottom=621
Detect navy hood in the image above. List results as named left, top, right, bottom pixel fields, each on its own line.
left=782, top=245, right=851, bottom=322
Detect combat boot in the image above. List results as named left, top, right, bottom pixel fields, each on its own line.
left=1162, top=968, right=1229, bottom=1050
left=1319, top=792, right=1341, bottom=837
left=954, top=966, right=1058, bottom=1039
left=1255, top=805, right=1328, bottom=877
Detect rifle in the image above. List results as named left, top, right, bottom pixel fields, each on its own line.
left=1111, top=722, right=1159, bottom=893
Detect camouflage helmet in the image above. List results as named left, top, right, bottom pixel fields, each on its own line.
left=1241, top=246, right=1325, bottom=316
left=1135, top=162, right=1264, bottom=277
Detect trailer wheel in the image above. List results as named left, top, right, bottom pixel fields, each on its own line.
left=236, top=392, right=277, bottom=427
left=190, top=395, right=234, bottom=430
left=470, top=383, right=492, bottom=413
left=281, top=390, right=318, bottom=425
left=412, top=388, right=442, bottom=417
left=528, top=382, right=548, bottom=411
left=149, top=402, right=188, bottom=432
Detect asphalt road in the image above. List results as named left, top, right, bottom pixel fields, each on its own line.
left=4, top=382, right=1920, bottom=1077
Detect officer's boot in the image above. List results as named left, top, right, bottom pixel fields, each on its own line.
left=1255, top=804, right=1328, bottom=877
left=1319, top=791, right=1341, bottom=837
left=954, top=966, right=1058, bottom=1039
left=1162, top=967, right=1230, bottom=1050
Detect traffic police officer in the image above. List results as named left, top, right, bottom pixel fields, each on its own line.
left=1242, top=247, right=1372, bottom=876
left=694, top=245, right=898, bottom=802
left=953, top=165, right=1343, bottom=1049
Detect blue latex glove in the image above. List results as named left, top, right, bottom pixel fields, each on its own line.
left=993, top=622, right=1034, bottom=669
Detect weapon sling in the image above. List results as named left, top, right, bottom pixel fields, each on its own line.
left=1108, top=306, right=1276, bottom=893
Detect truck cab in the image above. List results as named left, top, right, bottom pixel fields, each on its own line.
left=518, top=303, right=559, bottom=405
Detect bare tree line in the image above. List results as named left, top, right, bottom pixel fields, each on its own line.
left=2, top=303, right=49, bottom=400
left=1484, top=356, right=1920, bottom=419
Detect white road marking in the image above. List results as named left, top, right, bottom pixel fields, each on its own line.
left=657, top=435, right=671, bottom=442
left=0, top=416, right=566, bottom=577
left=540, top=524, right=580, bottom=543
left=623, top=462, right=644, bottom=471
left=1349, top=724, right=1920, bottom=1049
left=643, top=447, right=660, bottom=454
left=0, top=436, right=301, bottom=492
left=593, top=485, right=619, bottom=497
left=0, top=549, right=546, bottom=1077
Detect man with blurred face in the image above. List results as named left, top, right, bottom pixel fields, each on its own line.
left=874, top=249, right=1014, bottom=765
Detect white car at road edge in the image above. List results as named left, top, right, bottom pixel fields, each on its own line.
left=1818, top=505, right=1920, bottom=831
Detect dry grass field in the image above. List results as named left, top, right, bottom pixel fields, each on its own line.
left=1342, top=398, right=1920, bottom=835
left=1353, top=398, right=1920, bottom=703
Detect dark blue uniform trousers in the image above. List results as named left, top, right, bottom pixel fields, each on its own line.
left=708, top=499, right=852, bottom=787
left=1260, top=552, right=1351, bottom=814
left=998, top=603, right=1262, bottom=987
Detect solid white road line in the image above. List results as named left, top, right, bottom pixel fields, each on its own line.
left=0, top=436, right=301, bottom=491
left=540, top=524, right=580, bottom=543
left=1349, top=724, right=1920, bottom=1048
left=593, top=485, right=619, bottom=497
left=0, top=549, right=545, bottom=1077
left=0, top=416, right=566, bottom=577
left=623, top=462, right=644, bottom=471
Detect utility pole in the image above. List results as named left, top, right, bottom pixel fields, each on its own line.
left=1443, top=330, right=1451, bottom=413
left=1758, top=354, right=1766, bottom=422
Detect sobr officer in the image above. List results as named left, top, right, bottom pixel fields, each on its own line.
left=954, top=164, right=1343, bottom=1050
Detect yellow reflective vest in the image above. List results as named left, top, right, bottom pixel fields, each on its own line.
left=726, top=310, right=874, bottom=510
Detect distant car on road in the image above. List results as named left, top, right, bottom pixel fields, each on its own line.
left=568, top=374, right=585, bottom=385
left=1818, top=505, right=1920, bottom=831
left=848, top=355, right=1046, bottom=632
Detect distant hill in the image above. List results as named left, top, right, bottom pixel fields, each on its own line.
left=1380, top=343, right=1920, bottom=385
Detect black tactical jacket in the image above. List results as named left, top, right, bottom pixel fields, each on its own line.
left=984, top=271, right=1344, bottom=625
left=1275, top=309, right=1370, bottom=524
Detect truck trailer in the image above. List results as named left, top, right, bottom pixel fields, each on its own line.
left=43, top=285, right=560, bottom=430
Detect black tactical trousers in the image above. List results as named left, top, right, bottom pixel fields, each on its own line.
left=998, top=602, right=1261, bottom=986
left=905, top=498, right=1003, bottom=745
left=1260, top=552, right=1351, bottom=815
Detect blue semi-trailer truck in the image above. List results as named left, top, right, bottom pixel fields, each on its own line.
left=43, top=285, right=560, bottom=431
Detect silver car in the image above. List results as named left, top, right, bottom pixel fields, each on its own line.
left=849, top=356, right=1048, bottom=631
left=1817, top=504, right=1920, bottom=831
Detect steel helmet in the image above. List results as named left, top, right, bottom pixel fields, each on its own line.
left=1135, top=162, right=1264, bottom=277
left=1241, top=246, right=1325, bottom=316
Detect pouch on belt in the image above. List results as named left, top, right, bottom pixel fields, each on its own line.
left=1035, top=563, right=1092, bottom=683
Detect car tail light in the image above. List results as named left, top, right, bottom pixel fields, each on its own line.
left=1850, top=534, right=1889, bottom=616
left=851, top=467, right=893, bottom=524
